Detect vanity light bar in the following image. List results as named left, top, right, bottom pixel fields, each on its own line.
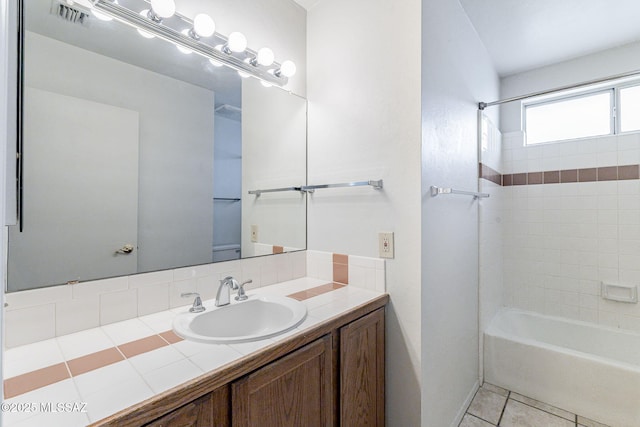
left=89, top=0, right=290, bottom=87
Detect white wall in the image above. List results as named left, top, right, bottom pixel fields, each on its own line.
left=241, top=78, right=307, bottom=256
left=307, top=0, right=422, bottom=425
left=421, top=1, right=499, bottom=426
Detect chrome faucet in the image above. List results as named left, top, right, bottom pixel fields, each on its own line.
left=235, top=279, right=252, bottom=301
left=181, top=292, right=205, bottom=313
left=215, top=276, right=239, bottom=307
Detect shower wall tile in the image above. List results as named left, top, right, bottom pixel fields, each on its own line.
left=502, top=132, right=640, bottom=333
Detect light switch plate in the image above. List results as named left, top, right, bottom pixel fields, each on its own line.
left=378, top=232, right=394, bottom=259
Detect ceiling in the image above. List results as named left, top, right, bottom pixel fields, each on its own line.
left=460, top=0, right=640, bottom=76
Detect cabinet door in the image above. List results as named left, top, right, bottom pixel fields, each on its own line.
left=232, top=335, right=333, bottom=427
left=340, top=308, right=385, bottom=427
left=145, top=385, right=230, bottom=427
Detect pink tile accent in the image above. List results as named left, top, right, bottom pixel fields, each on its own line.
left=619, top=165, right=640, bottom=180
left=118, top=335, right=168, bottom=359
left=159, top=330, right=184, bottom=344
left=543, top=171, right=560, bottom=184
left=578, top=168, right=596, bottom=182
left=4, top=363, right=70, bottom=399
left=561, top=169, right=578, bottom=183
left=287, top=282, right=347, bottom=301
left=512, top=173, right=527, bottom=186
left=502, top=174, right=513, bottom=186
left=67, top=347, right=124, bottom=376
left=272, top=245, right=284, bottom=254
left=528, top=172, right=543, bottom=185
left=597, top=166, right=618, bottom=181
left=333, top=253, right=349, bottom=284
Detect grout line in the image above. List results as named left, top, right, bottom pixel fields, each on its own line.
left=496, top=391, right=510, bottom=426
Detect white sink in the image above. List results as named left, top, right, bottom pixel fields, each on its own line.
left=172, top=294, right=307, bottom=344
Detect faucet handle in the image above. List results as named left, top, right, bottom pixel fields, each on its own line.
left=181, top=292, right=205, bottom=313
left=235, top=279, right=252, bottom=301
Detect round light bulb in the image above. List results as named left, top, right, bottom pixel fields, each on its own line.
left=177, top=30, right=193, bottom=54
left=227, top=32, right=247, bottom=53
left=256, top=47, right=275, bottom=66
left=193, top=13, right=215, bottom=38
left=138, top=10, right=155, bottom=38
left=150, top=0, right=175, bottom=19
left=279, top=60, right=296, bottom=77
left=238, top=71, right=251, bottom=78
left=209, top=58, right=223, bottom=67
left=261, top=81, right=273, bottom=88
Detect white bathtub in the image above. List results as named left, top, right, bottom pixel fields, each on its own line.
left=484, top=309, right=640, bottom=427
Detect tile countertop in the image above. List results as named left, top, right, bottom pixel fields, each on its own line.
left=2, top=278, right=386, bottom=427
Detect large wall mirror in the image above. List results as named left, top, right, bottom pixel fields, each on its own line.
left=7, top=0, right=307, bottom=292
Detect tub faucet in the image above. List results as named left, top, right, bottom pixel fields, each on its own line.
left=215, top=276, right=239, bottom=307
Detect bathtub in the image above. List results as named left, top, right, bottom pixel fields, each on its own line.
left=484, top=309, right=640, bottom=427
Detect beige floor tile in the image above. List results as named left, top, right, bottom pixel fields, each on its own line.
left=577, top=415, right=610, bottom=427
left=500, top=399, right=574, bottom=427
left=482, top=383, right=509, bottom=397
left=509, top=392, right=575, bottom=421
left=467, top=388, right=507, bottom=425
left=460, top=413, right=495, bottom=427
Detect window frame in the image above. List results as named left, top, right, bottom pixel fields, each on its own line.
left=615, top=81, right=640, bottom=135
left=522, top=87, right=616, bottom=146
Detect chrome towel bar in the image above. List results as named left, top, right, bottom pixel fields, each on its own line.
left=430, top=185, right=489, bottom=200
left=249, top=180, right=383, bottom=196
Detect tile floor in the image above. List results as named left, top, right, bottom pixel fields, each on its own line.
left=460, top=383, right=610, bottom=427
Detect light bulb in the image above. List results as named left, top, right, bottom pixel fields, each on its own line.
left=256, top=48, right=275, bottom=66
left=192, top=13, right=215, bottom=38
left=278, top=60, right=296, bottom=77
left=261, top=81, right=273, bottom=88
left=238, top=71, right=251, bottom=78
left=226, top=32, right=247, bottom=53
left=149, top=0, right=175, bottom=20
left=138, top=10, right=155, bottom=38
left=177, top=30, right=193, bottom=54
left=209, top=58, right=223, bottom=67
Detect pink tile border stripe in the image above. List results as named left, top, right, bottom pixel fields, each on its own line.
left=479, top=162, right=640, bottom=186
left=3, top=282, right=344, bottom=398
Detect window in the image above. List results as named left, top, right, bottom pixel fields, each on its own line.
left=620, top=85, right=640, bottom=133
left=524, top=91, right=613, bottom=145
left=522, top=80, right=640, bottom=145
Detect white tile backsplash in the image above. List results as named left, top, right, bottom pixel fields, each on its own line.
left=4, top=251, right=387, bottom=348
left=55, top=296, right=100, bottom=336
left=5, top=304, right=56, bottom=348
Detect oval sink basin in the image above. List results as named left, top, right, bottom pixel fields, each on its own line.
left=172, top=294, right=307, bottom=344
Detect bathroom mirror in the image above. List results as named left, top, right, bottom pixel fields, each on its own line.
left=7, top=0, right=307, bottom=292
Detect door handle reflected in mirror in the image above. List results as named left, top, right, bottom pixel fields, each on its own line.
left=115, top=244, right=134, bottom=255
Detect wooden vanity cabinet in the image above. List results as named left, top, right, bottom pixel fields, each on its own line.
left=129, top=303, right=386, bottom=427
left=144, top=385, right=230, bottom=427
left=232, top=335, right=333, bottom=427
left=339, top=308, right=385, bottom=426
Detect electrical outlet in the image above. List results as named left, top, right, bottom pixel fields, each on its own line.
left=378, top=232, right=394, bottom=259
left=251, top=225, right=258, bottom=243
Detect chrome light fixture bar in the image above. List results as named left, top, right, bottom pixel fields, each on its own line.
left=89, top=0, right=291, bottom=87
